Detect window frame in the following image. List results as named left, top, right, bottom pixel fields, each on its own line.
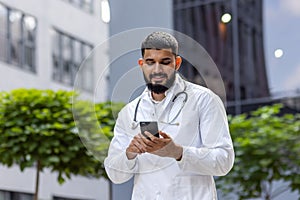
left=61, top=0, right=94, bottom=13
left=51, top=28, right=94, bottom=92
left=0, top=2, right=37, bottom=73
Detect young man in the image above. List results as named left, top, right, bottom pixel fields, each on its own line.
left=104, top=31, right=234, bottom=200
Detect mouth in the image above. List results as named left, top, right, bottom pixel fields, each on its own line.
left=150, top=74, right=167, bottom=83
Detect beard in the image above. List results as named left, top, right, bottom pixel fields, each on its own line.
left=144, top=71, right=176, bottom=94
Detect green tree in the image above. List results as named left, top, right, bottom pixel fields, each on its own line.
left=217, top=104, right=300, bottom=200
left=0, top=89, right=123, bottom=200
left=72, top=95, right=124, bottom=179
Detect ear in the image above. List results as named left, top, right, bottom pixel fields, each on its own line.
left=138, top=58, right=143, bottom=68
left=175, top=56, right=182, bottom=71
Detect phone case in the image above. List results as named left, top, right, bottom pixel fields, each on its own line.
left=140, top=121, right=159, bottom=139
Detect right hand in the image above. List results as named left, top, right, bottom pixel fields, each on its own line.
left=126, top=134, right=147, bottom=160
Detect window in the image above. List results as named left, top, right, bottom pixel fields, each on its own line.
left=10, top=10, right=22, bottom=65
left=81, top=0, right=93, bottom=13
left=23, top=15, right=37, bottom=69
left=61, top=0, right=94, bottom=13
left=0, top=2, right=37, bottom=72
left=0, top=3, right=8, bottom=61
left=51, top=29, right=94, bottom=91
left=53, top=196, right=93, bottom=200
left=0, top=190, right=33, bottom=200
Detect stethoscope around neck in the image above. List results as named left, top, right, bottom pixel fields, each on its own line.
left=131, top=82, right=188, bottom=129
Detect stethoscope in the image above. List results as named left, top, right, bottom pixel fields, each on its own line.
left=131, top=81, right=188, bottom=129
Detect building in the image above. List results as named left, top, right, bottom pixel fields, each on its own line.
left=0, top=0, right=110, bottom=199
left=173, top=0, right=270, bottom=114
left=107, top=0, right=174, bottom=103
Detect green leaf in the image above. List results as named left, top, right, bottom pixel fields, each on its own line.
left=48, top=156, right=60, bottom=163
left=216, top=103, right=300, bottom=199
left=0, top=89, right=123, bottom=187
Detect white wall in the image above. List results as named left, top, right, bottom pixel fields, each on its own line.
left=0, top=0, right=110, bottom=199
left=0, top=0, right=108, bottom=102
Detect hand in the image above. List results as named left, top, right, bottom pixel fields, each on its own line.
left=126, top=134, right=147, bottom=160
left=141, top=131, right=183, bottom=160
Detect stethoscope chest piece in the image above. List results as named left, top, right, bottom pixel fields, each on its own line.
left=131, top=121, right=139, bottom=129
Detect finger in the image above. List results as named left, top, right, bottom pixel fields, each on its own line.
left=159, top=131, right=170, bottom=139
left=139, top=132, right=148, bottom=140
left=133, top=144, right=145, bottom=153
left=134, top=134, right=144, bottom=140
left=132, top=138, right=147, bottom=153
left=136, top=133, right=150, bottom=143
left=127, top=145, right=142, bottom=154
left=144, top=131, right=160, bottom=144
left=139, top=133, right=156, bottom=148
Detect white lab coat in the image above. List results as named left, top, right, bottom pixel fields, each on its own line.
left=104, top=74, right=234, bottom=200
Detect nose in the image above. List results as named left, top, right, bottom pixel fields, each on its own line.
left=153, top=62, right=163, bottom=73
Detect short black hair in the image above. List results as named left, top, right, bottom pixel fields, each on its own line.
left=141, top=31, right=178, bottom=57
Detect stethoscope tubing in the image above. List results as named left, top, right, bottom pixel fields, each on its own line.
left=131, top=81, right=188, bottom=129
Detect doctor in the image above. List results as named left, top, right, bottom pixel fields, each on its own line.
left=104, top=31, right=234, bottom=200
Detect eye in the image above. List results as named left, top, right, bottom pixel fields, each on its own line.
left=161, top=60, right=171, bottom=65
left=160, top=59, right=172, bottom=65
left=146, top=60, right=155, bottom=65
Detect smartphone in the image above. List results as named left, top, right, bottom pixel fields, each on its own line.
left=140, top=121, right=159, bottom=139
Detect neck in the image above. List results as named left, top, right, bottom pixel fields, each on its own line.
left=151, top=92, right=166, bottom=101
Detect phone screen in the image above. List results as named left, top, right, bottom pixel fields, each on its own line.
left=140, top=121, right=159, bottom=139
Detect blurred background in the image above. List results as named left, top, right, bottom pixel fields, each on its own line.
left=0, top=0, right=299, bottom=199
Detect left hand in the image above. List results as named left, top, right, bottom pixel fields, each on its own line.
left=141, top=131, right=183, bottom=160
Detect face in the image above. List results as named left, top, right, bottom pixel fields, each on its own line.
left=138, top=49, right=182, bottom=94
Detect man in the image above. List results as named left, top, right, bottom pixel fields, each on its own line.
left=104, top=31, right=234, bottom=200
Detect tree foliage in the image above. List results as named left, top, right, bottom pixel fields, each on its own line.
left=0, top=89, right=123, bottom=198
left=72, top=96, right=124, bottom=179
left=217, top=104, right=300, bottom=200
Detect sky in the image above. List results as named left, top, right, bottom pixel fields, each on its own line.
left=264, top=0, right=300, bottom=95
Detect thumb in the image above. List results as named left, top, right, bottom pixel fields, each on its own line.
left=159, top=131, right=170, bottom=139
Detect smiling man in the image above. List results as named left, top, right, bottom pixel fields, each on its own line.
left=104, top=31, right=234, bottom=200
left=140, top=47, right=181, bottom=101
